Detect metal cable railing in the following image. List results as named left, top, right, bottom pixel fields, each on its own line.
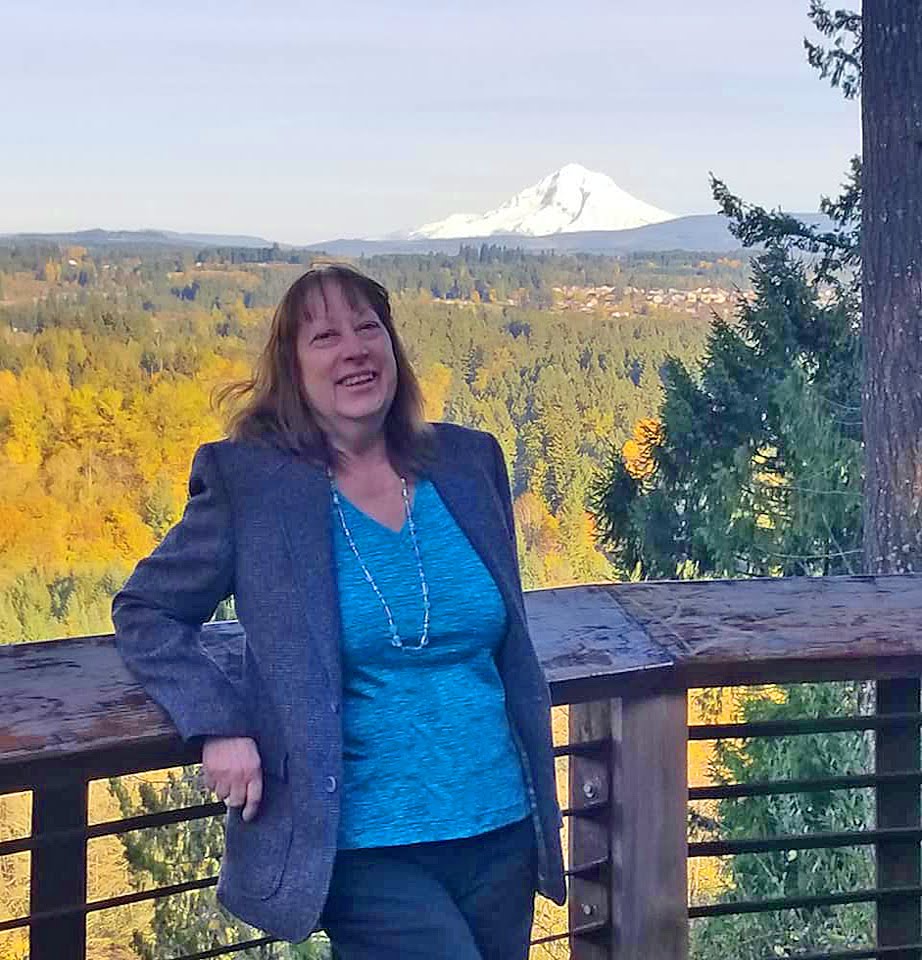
left=5, top=576, right=922, bottom=959
left=4, top=694, right=920, bottom=959
left=686, top=691, right=919, bottom=960
left=2, top=737, right=589, bottom=957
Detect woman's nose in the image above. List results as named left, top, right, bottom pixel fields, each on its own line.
left=340, top=326, right=369, bottom=359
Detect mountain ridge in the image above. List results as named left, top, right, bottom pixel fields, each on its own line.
left=1, top=215, right=835, bottom=257
left=312, top=213, right=833, bottom=257
left=0, top=228, right=273, bottom=249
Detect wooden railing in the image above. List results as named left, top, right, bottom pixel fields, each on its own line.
left=3, top=574, right=922, bottom=959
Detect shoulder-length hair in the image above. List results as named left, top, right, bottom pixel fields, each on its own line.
left=217, top=262, right=433, bottom=473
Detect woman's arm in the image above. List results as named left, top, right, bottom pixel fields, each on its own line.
left=112, top=442, right=253, bottom=742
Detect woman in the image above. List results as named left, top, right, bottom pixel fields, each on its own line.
left=112, top=263, right=566, bottom=959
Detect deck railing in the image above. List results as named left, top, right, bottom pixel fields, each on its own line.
left=3, top=574, right=922, bottom=959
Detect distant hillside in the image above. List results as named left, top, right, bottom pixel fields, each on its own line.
left=0, top=228, right=272, bottom=249
left=310, top=213, right=834, bottom=257
left=1, top=213, right=835, bottom=259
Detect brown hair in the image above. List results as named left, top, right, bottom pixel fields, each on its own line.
left=217, top=262, right=433, bottom=473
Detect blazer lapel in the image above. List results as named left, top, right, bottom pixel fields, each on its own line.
left=427, top=455, right=527, bottom=634
left=269, top=458, right=342, bottom=684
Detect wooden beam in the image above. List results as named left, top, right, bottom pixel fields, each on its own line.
left=29, top=779, right=87, bottom=960
left=569, top=700, right=615, bottom=958
left=612, top=690, right=688, bottom=960
left=876, top=679, right=921, bottom=958
left=4, top=576, right=922, bottom=786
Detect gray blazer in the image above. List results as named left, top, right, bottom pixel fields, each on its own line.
left=112, top=421, right=566, bottom=942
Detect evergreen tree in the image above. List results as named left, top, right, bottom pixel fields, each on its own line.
left=591, top=2, right=864, bottom=582
left=591, top=229, right=862, bottom=580
left=110, top=618, right=330, bottom=959
left=591, top=5, right=870, bottom=956
left=691, top=684, right=873, bottom=959
left=109, top=767, right=266, bottom=960
left=860, top=0, right=922, bottom=950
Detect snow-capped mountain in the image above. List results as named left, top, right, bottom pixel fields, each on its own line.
left=409, top=163, right=676, bottom=240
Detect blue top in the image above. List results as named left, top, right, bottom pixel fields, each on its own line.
left=330, top=478, right=530, bottom=849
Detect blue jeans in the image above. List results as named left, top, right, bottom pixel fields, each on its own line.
left=319, top=816, right=538, bottom=959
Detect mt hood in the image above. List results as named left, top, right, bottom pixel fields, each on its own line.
left=409, top=163, right=676, bottom=240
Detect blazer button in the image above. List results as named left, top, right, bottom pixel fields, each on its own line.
left=325, top=775, right=338, bottom=793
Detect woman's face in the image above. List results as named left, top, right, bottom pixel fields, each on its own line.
left=295, top=279, right=399, bottom=444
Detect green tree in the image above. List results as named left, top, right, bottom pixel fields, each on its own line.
left=592, top=224, right=862, bottom=581
left=109, top=767, right=260, bottom=960
left=591, top=0, right=863, bottom=580
left=690, top=683, right=873, bottom=959
left=860, top=0, right=922, bottom=951
left=592, top=5, right=870, bottom=956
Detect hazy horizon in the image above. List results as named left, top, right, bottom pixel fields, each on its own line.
left=2, top=0, right=860, bottom=245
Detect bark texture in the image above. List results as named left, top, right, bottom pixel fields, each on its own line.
left=862, top=0, right=922, bottom=575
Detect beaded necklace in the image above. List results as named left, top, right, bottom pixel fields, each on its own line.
left=329, top=473, right=431, bottom=650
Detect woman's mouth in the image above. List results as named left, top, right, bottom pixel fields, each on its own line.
left=338, top=371, right=377, bottom=388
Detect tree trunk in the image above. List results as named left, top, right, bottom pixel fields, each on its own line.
left=862, top=4, right=922, bottom=956
left=861, top=0, right=922, bottom=575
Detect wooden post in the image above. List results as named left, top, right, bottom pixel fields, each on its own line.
left=569, top=700, right=615, bottom=959
left=876, top=678, right=921, bottom=958
left=612, top=690, right=688, bottom=960
left=30, top=779, right=88, bottom=960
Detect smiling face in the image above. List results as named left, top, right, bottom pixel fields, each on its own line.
left=295, top=277, right=399, bottom=447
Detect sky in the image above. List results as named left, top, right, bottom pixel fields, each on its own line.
left=0, top=0, right=860, bottom=245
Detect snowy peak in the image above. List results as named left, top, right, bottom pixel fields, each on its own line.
left=409, top=163, right=676, bottom=240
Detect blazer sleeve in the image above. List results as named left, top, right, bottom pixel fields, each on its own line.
left=112, top=442, right=253, bottom=743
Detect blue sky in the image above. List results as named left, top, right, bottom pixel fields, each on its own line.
left=1, top=0, right=860, bottom=244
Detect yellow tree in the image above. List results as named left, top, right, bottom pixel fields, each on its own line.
left=417, top=362, right=453, bottom=421
left=621, top=416, right=664, bottom=482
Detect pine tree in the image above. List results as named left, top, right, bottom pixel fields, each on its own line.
left=109, top=768, right=260, bottom=960
left=690, top=683, right=873, bottom=960
left=591, top=15, right=865, bottom=580
left=592, top=231, right=862, bottom=580
left=591, top=5, right=871, bottom=956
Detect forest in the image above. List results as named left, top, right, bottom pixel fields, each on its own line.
left=0, top=241, right=736, bottom=958
left=0, top=243, right=732, bottom=644
left=0, top=168, right=873, bottom=958
left=0, top=237, right=746, bottom=957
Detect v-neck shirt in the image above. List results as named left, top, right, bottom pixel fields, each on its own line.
left=330, top=478, right=530, bottom=849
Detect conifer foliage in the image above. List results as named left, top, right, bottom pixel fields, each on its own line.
left=592, top=6, right=874, bottom=957
left=591, top=173, right=862, bottom=581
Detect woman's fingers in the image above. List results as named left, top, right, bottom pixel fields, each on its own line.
left=226, top=779, right=248, bottom=809
left=241, top=771, right=263, bottom=822
left=218, top=770, right=262, bottom=821
left=201, top=736, right=264, bottom=818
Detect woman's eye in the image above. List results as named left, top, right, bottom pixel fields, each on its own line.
left=312, top=329, right=336, bottom=343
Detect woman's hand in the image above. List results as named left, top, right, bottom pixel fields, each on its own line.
left=202, top=736, right=263, bottom=822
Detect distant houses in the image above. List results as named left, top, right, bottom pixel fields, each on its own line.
left=550, top=283, right=753, bottom=318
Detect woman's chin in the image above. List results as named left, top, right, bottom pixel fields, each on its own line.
left=335, top=384, right=395, bottom=422
left=334, top=398, right=390, bottom=427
